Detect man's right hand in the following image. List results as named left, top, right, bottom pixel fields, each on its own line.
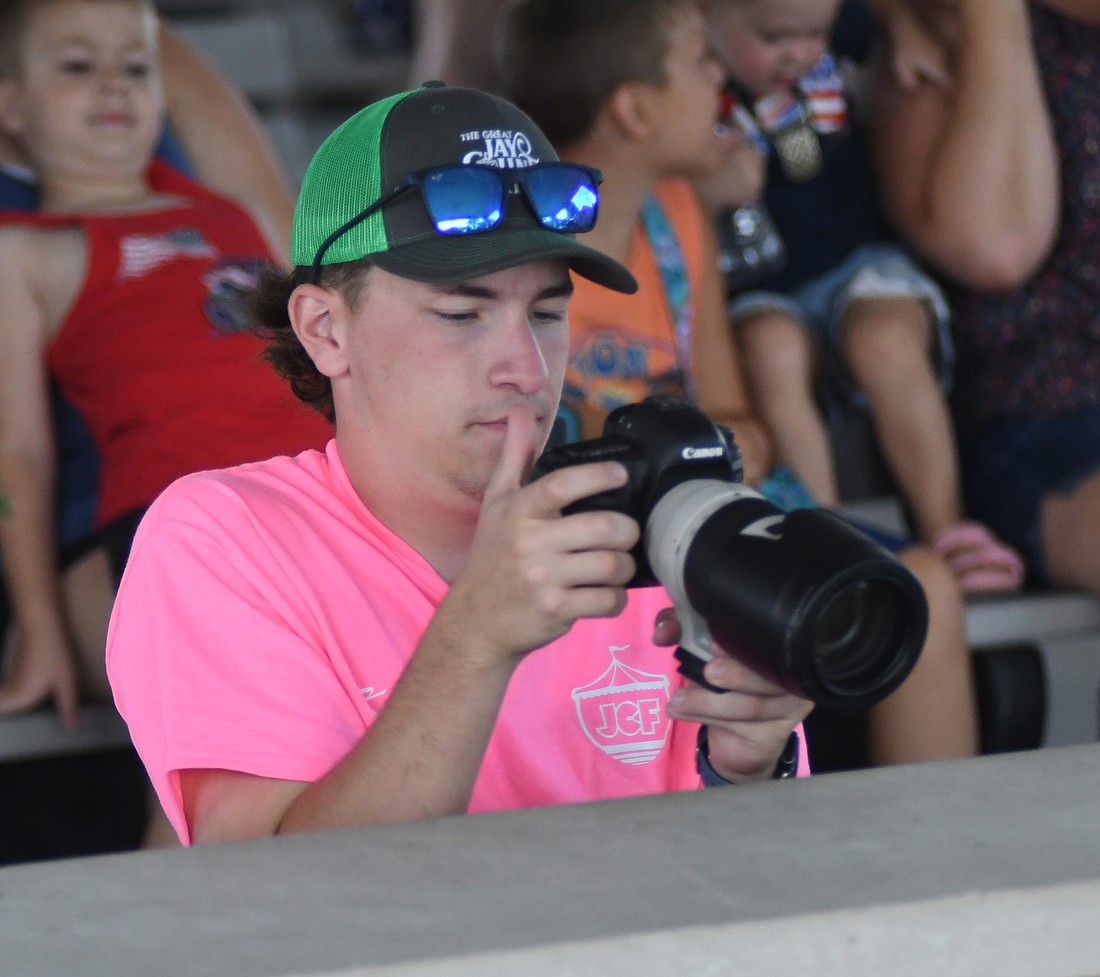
left=441, top=403, right=640, bottom=665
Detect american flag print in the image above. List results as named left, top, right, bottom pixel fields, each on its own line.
left=118, top=227, right=219, bottom=281
left=798, top=52, right=848, bottom=134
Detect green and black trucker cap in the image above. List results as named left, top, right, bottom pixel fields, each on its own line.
left=291, top=83, right=637, bottom=293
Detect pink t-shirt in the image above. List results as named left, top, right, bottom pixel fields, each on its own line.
left=110, top=442, right=772, bottom=843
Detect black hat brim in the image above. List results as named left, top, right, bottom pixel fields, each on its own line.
left=370, top=227, right=637, bottom=294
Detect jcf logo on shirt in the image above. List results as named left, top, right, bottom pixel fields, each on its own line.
left=572, top=646, right=672, bottom=766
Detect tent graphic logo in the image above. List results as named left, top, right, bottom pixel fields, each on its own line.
left=572, top=646, right=671, bottom=765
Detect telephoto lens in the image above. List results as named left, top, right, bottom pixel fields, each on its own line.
left=646, top=479, right=927, bottom=712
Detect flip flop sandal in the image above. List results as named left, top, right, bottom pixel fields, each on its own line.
left=931, top=521, right=1025, bottom=594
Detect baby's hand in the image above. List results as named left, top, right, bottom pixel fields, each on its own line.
left=878, top=0, right=957, bottom=89
left=695, top=134, right=766, bottom=212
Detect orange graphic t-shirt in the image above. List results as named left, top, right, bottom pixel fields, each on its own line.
left=561, top=178, right=708, bottom=441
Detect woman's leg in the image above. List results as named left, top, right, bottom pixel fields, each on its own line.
left=866, top=545, right=980, bottom=764
left=1041, top=469, right=1100, bottom=593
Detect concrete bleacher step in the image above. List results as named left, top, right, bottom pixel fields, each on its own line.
left=288, top=0, right=409, bottom=102
left=964, top=589, right=1100, bottom=646
left=967, top=591, right=1100, bottom=749
left=164, top=5, right=299, bottom=106
left=159, top=0, right=410, bottom=187
left=0, top=703, right=130, bottom=763
left=164, top=0, right=408, bottom=106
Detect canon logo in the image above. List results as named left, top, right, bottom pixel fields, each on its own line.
left=681, top=446, right=724, bottom=460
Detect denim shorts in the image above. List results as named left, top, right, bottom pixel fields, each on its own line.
left=962, top=407, right=1100, bottom=581
left=728, top=243, right=954, bottom=406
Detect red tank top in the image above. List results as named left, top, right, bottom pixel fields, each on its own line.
left=13, top=162, right=332, bottom=527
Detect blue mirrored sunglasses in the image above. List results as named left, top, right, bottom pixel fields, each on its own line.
left=309, top=162, right=603, bottom=283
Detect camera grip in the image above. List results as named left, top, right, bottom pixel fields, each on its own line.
left=674, top=646, right=727, bottom=694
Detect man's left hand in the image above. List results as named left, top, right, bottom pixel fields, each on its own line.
left=655, top=608, right=813, bottom=783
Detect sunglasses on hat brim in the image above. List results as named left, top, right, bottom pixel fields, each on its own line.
left=309, top=162, right=603, bottom=284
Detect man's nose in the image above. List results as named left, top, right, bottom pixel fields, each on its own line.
left=491, top=317, right=551, bottom=394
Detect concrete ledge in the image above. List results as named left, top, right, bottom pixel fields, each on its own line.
left=320, top=882, right=1100, bottom=977
left=3, top=745, right=1100, bottom=976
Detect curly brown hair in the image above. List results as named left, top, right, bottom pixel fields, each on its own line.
left=249, top=260, right=373, bottom=424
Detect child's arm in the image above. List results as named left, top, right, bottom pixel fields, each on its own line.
left=0, top=228, right=80, bottom=725
left=688, top=202, right=775, bottom=488
left=158, top=26, right=296, bottom=266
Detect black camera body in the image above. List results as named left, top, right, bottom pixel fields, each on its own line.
left=531, top=397, right=927, bottom=711
left=532, top=396, right=742, bottom=586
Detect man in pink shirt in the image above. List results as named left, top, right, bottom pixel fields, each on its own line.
left=106, top=84, right=812, bottom=845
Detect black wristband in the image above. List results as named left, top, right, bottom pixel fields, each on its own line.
left=697, top=726, right=800, bottom=786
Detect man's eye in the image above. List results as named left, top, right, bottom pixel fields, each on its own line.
left=531, top=309, right=566, bottom=325
left=60, top=59, right=93, bottom=74
left=438, top=310, right=478, bottom=323
left=124, top=62, right=151, bottom=78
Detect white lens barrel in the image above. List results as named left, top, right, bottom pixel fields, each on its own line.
left=645, top=480, right=770, bottom=663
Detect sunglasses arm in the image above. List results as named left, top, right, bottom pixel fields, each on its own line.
left=308, top=181, right=414, bottom=284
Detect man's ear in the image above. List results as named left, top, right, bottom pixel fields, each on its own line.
left=607, top=80, right=655, bottom=141
left=287, top=283, right=351, bottom=379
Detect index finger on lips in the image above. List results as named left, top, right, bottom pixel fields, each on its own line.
left=482, top=403, right=539, bottom=510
